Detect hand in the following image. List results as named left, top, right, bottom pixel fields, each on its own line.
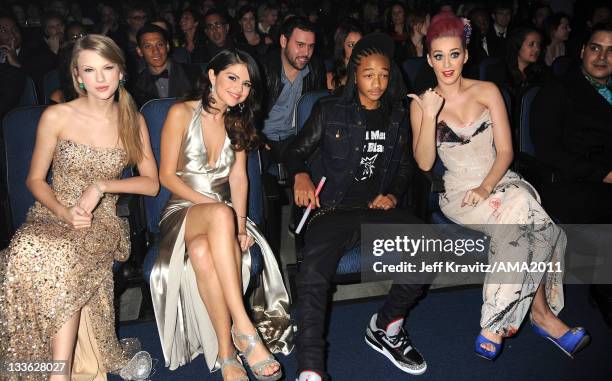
left=408, top=88, right=444, bottom=118
left=461, top=185, right=492, bottom=208
left=59, top=205, right=92, bottom=229
left=0, top=40, right=20, bottom=67
left=368, top=194, right=397, bottom=210
left=294, top=173, right=320, bottom=208
left=604, top=171, right=612, bottom=184
left=77, top=182, right=104, bottom=214
left=238, top=232, right=254, bottom=251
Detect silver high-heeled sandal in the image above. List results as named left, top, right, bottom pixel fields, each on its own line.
left=231, top=327, right=282, bottom=381
left=118, top=351, right=153, bottom=380
left=219, top=352, right=249, bottom=381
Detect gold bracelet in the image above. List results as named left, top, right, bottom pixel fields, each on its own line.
left=93, top=182, right=104, bottom=198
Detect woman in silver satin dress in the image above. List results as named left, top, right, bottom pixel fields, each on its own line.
left=151, top=49, right=291, bottom=381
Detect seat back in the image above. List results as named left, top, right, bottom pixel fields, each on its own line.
left=43, top=69, right=60, bottom=104
left=478, top=57, right=503, bottom=82
left=140, top=97, right=265, bottom=233
left=2, top=106, right=47, bottom=229
left=295, top=90, right=330, bottom=133
left=551, top=56, right=573, bottom=76
left=18, top=76, right=38, bottom=106
left=519, top=86, right=540, bottom=156
left=172, top=47, right=191, bottom=64
left=140, top=98, right=177, bottom=235
left=401, top=57, right=427, bottom=88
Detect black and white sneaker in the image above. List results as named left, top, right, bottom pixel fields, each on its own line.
left=365, top=313, right=427, bottom=375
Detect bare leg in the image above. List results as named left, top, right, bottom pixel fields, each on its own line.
left=186, top=234, right=246, bottom=381
left=530, top=282, right=570, bottom=337
left=185, top=203, right=279, bottom=377
left=49, top=310, right=81, bottom=381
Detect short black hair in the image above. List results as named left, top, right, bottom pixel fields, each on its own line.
left=585, top=21, right=612, bottom=44
left=136, top=23, right=168, bottom=46
left=203, top=8, right=228, bottom=24
left=280, top=16, right=316, bottom=40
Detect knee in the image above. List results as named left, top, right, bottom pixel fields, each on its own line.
left=188, top=236, right=214, bottom=270
left=209, top=203, right=236, bottom=230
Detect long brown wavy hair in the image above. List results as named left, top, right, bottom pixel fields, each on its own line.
left=186, top=49, right=261, bottom=151
left=70, top=34, right=143, bottom=165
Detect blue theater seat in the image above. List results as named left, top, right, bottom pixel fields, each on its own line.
left=18, top=76, right=38, bottom=107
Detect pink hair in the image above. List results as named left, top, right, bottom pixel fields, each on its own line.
left=426, top=11, right=466, bottom=51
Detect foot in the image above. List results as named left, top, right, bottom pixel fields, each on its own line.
left=231, top=324, right=281, bottom=379
left=531, top=310, right=571, bottom=339
left=364, top=314, right=427, bottom=375
left=219, top=352, right=248, bottom=381
left=478, top=329, right=503, bottom=353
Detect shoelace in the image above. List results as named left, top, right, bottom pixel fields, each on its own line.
left=387, top=329, right=413, bottom=355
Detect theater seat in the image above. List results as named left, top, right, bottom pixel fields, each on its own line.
left=139, top=98, right=264, bottom=285
left=43, top=69, right=60, bottom=104
left=18, top=76, right=38, bottom=107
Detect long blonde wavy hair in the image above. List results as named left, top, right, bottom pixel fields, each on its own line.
left=70, top=34, right=143, bottom=165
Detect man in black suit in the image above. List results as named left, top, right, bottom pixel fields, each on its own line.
left=487, top=2, right=512, bottom=59
left=191, top=8, right=235, bottom=64
left=130, top=24, right=201, bottom=108
left=531, top=22, right=612, bottom=325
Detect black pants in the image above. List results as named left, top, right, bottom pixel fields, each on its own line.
left=262, top=135, right=295, bottom=183
left=295, top=207, right=434, bottom=377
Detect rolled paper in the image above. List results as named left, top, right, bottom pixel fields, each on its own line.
left=295, top=176, right=327, bottom=234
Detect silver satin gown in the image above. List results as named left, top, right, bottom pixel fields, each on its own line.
left=149, top=101, right=293, bottom=372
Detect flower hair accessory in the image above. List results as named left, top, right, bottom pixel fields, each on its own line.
left=462, top=17, right=472, bottom=45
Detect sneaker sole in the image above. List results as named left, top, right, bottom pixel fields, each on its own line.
left=364, top=330, right=427, bottom=375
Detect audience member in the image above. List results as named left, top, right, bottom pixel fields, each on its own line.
left=488, top=1, right=513, bottom=58
left=49, top=40, right=79, bottom=104
left=530, top=2, right=552, bottom=30
left=234, top=5, right=272, bottom=58
left=544, top=13, right=572, bottom=66
left=130, top=24, right=201, bottom=107
left=327, top=18, right=363, bottom=91
left=257, top=2, right=280, bottom=42
left=386, top=2, right=409, bottom=45
left=404, top=7, right=431, bottom=59
left=260, top=16, right=326, bottom=173
left=95, top=3, right=119, bottom=36
left=111, top=3, right=148, bottom=79
left=178, top=7, right=206, bottom=61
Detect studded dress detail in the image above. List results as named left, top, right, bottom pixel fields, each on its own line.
left=0, top=139, right=133, bottom=380
left=436, top=109, right=565, bottom=337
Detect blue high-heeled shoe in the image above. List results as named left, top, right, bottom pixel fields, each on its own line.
left=531, top=323, right=591, bottom=358
left=474, top=334, right=502, bottom=361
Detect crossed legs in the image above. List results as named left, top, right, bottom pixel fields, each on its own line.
left=184, top=202, right=279, bottom=380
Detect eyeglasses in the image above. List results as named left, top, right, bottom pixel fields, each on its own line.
left=205, top=22, right=226, bottom=31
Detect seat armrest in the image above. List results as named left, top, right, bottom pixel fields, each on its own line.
left=516, top=153, right=560, bottom=185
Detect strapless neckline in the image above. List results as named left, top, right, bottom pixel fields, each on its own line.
left=439, top=108, right=490, bottom=129
left=58, top=138, right=126, bottom=153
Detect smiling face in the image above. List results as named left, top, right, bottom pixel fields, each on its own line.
left=428, top=36, right=468, bottom=85
left=179, top=11, right=198, bottom=32
left=209, top=63, right=252, bottom=107
left=239, top=11, right=256, bottom=33
left=75, top=49, right=122, bottom=100
left=391, top=4, right=405, bottom=26
left=281, top=27, right=316, bottom=70
left=518, top=32, right=541, bottom=64
left=137, top=32, right=169, bottom=71
left=581, top=30, right=612, bottom=83
left=355, top=53, right=389, bottom=109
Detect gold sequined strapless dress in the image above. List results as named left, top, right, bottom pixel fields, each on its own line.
left=0, top=139, right=134, bottom=380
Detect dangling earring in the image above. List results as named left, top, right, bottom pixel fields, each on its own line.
left=79, top=82, right=85, bottom=89
left=211, top=83, right=215, bottom=93
left=238, top=102, right=245, bottom=113
left=119, top=79, right=126, bottom=86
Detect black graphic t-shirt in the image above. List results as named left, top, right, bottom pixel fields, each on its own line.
left=341, top=107, right=387, bottom=206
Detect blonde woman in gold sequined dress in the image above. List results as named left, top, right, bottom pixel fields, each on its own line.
left=0, top=35, right=159, bottom=381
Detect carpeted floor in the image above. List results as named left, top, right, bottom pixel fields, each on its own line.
left=112, top=285, right=611, bottom=381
